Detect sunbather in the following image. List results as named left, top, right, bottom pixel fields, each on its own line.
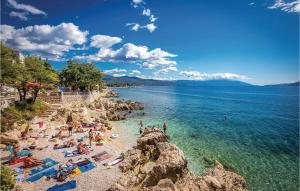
left=55, top=165, right=68, bottom=182
left=95, top=133, right=104, bottom=142
left=77, top=142, right=88, bottom=154
left=52, top=130, right=63, bottom=139
left=23, top=154, right=44, bottom=168
left=66, top=139, right=75, bottom=147
left=13, top=143, right=21, bottom=155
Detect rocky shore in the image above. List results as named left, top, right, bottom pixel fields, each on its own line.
left=0, top=89, right=247, bottom=191
left=109, top=128, right=247, bottom=191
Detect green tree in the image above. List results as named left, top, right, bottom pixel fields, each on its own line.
left=60, top=60, right=104, bottom=91
left=1, top=44, right=31, bottom=101
left=25, top=56, right=59, bottom=103
left=1, top=44, right=59, bottom=104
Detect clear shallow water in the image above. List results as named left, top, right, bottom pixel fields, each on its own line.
left=114, top=86, right=299, bottom=191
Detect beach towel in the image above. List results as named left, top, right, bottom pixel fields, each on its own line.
left=47, top=180, right=77, bottom=191
left=64, top=150, right=82, bottom=157
left=3, top=157, right=26, bottom=166
left=12, top=166, right=26, bottom=182
left=29, top=158, right=59, bottom=175
left=75, top=159, right=91, bottom=167
left=69, top=168, right=81, bottom=178
left=77, top=136, right=88, bottom=142
left=107, top=156, right=124, bottom=166
left=16, top=173, right=25, bottom=182
left=82, top=123, right=94, bottom=128
left=78, top=163, right=96, bottom=173
left=54, top=145, right=68, bottom=150
left=26, top=168, right=58, bottom=182
left=12, top=166, right=24, bottom=174
left=7, top=145, right=31, bottom=157
left=92, top=151, right=112, bottom=162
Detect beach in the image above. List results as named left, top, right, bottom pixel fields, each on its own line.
left=0, top=92, right=142, bottom=191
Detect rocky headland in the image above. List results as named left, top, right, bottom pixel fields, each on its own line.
left=109, top=128, right=247, bottom=191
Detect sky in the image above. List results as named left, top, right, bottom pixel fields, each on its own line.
left=0, top=0, right=299, bottom=85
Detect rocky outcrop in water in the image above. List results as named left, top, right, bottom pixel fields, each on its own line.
left=100, top=99, right=144, bottom=121
left=103, top=90, right=120, bottom=98
left=108, top=128, right=247, bottom=191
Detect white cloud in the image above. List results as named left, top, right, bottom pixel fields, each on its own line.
left=112, top=73, right=126, bottom=77
left=126, top=22, right=157, bottom=33
left=179, top=71, right=248, bottom=81
left=152, top=71, right=176, bottom=81
left=70, top=45, right=89, bottom=51
left=128, top=0, right=158, bottom=33
left=104, top=68, right=127, bottom=74
left=144, top=23, right=157, bottom=32
left=90, top=35, right=122, bottom=48
left=7, top=0, right=46, bottom=15
left=132, top=0, right=143, bottom=4
left=0, top=23, right=88, bottom=59
left=142, top=9, right=151, bottom=17
left=129, top=70, right=141, bottom=75
left=150, top=15, right=158, bottom=22
left=74, top=43, right=177, bottom=72
left=126, top=23, right=141, bottom=31
left=9, top=11, right=28, bottom=21
left=268, top=0, right=300, bottom=13
left=249, top=2, right=255, bottom=6
left=142, top=8, right=158, bottom=22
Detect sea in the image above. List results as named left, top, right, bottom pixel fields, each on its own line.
left=112, top=86, right=299, bottom=191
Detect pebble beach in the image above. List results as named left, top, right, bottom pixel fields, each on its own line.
left=0, top=91, right=142, bottom=191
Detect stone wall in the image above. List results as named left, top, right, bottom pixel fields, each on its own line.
left=38, top=91, right=101, bottom=105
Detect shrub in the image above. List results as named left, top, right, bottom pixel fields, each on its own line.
left=0, top=165, right=16, bottom=191
left=1, top=100, right=48, bottom=132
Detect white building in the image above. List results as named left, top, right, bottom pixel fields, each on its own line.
left=12, top=50, right=25, bottom=64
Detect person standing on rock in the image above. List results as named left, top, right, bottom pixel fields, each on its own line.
left=139, top=126, right=143, bottom=135
left=139, top=120, right=143, bottom=127
left=163, top=122, right=168, bottom=134
left=88, top=129, right=94, bottom=146
left=67, top=113, right=73, bottom=137
left=68, top=124, right=73, bottom=137
left=139, top=120, right=144, bottom=134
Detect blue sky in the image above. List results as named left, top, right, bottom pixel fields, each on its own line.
left=1, top=0, right=299, bottom=85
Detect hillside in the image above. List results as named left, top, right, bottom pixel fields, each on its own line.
left=264, top=81, right=299, bottom=87
left=103, top=75, right=252, bottom=87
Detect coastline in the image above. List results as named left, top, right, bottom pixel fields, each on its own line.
left=1, top=90, right=141, bottom=191
left=1, top=89, right=247, bottom=191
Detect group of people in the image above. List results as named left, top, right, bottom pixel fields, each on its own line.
left=139, top=120, right=168, bottom=134
left=23, top=153, right=44, bottom=168
left=66, top=113, right=106, bottom=146
left=9, top=143, right=44, bottom=168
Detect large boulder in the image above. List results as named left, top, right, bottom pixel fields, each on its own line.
left=0, top=130, right=20, bottom=145
left=108, top=129, right=247, bottom=191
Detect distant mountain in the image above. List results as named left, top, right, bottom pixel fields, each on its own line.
left=103, top=75, right=252, bottom=87
left=103, top=76, right=173, bottom=86
left=264, top=81, right=299, bottom=87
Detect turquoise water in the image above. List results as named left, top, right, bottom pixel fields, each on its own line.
left=114, top=86, right=299, bottom=191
